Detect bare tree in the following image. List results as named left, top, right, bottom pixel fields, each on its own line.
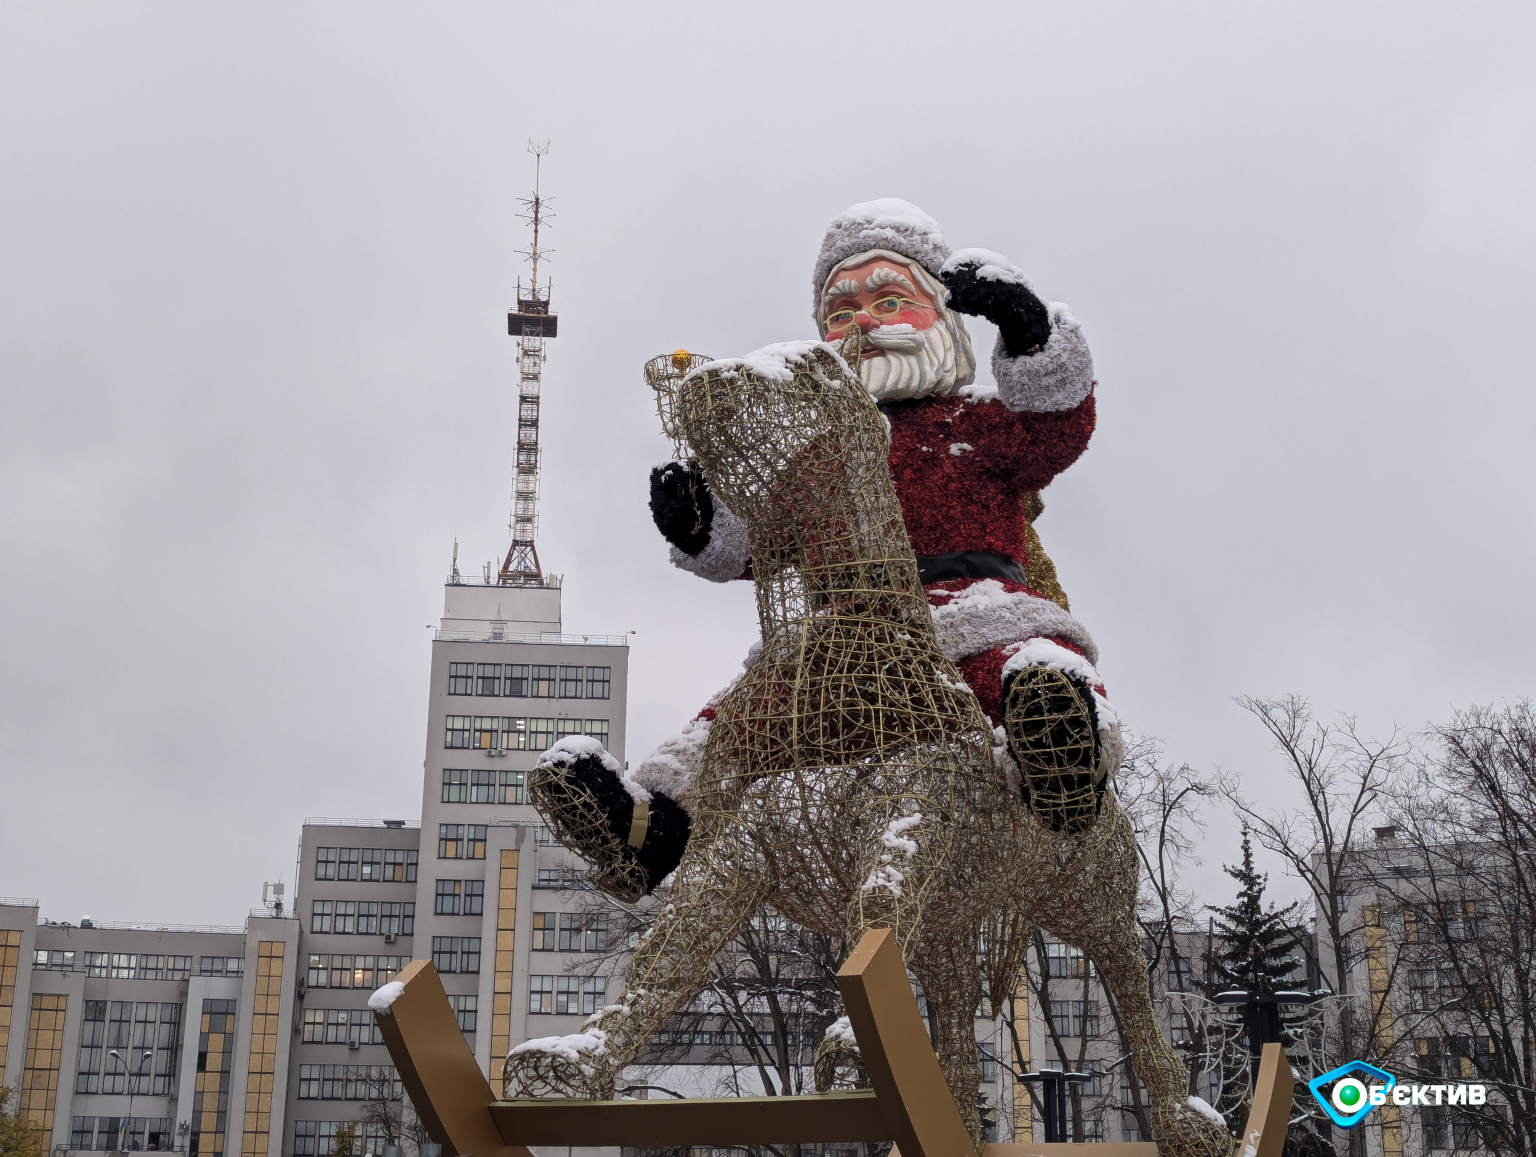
left=1374, top=702, right=1536, bottom=1157
left=1217, top=694, right=1403, bottom=1148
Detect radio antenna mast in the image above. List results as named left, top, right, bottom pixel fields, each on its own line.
left=499, top=140, right=557, bottom=586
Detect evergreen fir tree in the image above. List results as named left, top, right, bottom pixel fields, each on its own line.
left=1207, top=827, right=1303, bottom=995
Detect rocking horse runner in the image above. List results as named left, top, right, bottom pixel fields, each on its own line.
left=507, top=337, right=1229, bottom=1157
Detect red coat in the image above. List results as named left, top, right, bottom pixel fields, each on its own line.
left=885, top=391, right=1096, bottom=564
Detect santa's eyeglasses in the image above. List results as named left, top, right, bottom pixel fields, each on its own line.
left=822, top=294, right=935, bottom=333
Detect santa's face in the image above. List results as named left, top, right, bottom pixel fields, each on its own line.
left=819, top=254, right=970, bottom=402
left=820, top=258, right=941, bottom=356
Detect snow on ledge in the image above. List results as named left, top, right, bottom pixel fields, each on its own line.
left=368, top=982, right=405, bottom=1014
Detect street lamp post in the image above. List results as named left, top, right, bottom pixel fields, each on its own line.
left=1017, top=1069, right=1094, bottom=1142
left=108, top=1049, right=155, bottom=1151
left=1212, top=990, right=1325, bottom=1088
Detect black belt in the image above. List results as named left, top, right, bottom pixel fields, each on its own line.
left=916, top=551, right=1025, bottom=585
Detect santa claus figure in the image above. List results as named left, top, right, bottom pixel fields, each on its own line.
left=536, top=198, right=1119, bottom=896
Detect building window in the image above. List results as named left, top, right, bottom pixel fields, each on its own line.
left=1046, top=942, right=1088, bottom=978
left=556, top=718, right=582, bottom=741
left=302, top=1009, right=382, bottom=1046
left=558, top=913, right=607, bottom=952
left=586, top=667, right=611, bottom=699
left=501, top=717, right=528, bottom=750
left=558, top=666, right=584, bottom=698
left=294, top=1122, right=318, bottom=1156
left=448, top=662, right=474, bottom=695
left=438, top=824, right=486, bottom=859
left=355, top=902, right=380, bottom=935
left=528, top=975, right=554, bottom=1014
left=553, top=977, right=605, bottom=1015
left=442, top=769, right=469, bottom=803
left=436, top=880, right=462, bottom=915
left=473, top=717, right=499, bottom=749
left=504, top=665, right=529, bottom=697
left=359, top=849, right=384, bottom=881
left=1048, top=1000, right=1099, bottom=1037
left=463, top=880, right=485, bottom=916
left=529, top=665, right=556, bottom=698
left=311, top=901, right=333, bottom=934
left=531, top=913, right=555, bottom=951
left=500, top=770, right=525, bottom=804
left=332, top=901, right=357, bottom=935
left=450, top=995, right=478, bottom=1034
left=583, top=720, right=610, bottom=745
left=528, top=718, right=555, bottom=751
left=978, top=1042, right=997, bottom=1083
left=470, top=769, right=496, bottom=803
left=431, top=937, right=477, bottom=973
left=380, top=902, right=414, bottom=937
left=338, top=848, right=360, bottom=881
left=315, top=848, right=338, bottom=880
left=199, top=956, right=244, bottom=976
left=302, top=1009, right=325, bottom=1042
left=383, top=848, right=417, bottom=883
left=445, top=716, right=472, bottom=749
left=476, top=664, right=501, bottom=696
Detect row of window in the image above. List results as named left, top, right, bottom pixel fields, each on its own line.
left=70, top=1117, right=175, bottom=1152
left=76, top=1001, right=180, bottom=1095
left=531, top=912, right=607, bottom=952
left=296, top=1064, right=402, bottom=1101
left=528, top=975, right=606, bottom=1016
left=438, top=824, right=486, bottom=859
left=448, top=663, right=611, bottom=700
left=310, top=901, right=415, bottom=936
left=293, top=1121, right=393, bottom=1157
left=314, top=847, right=418, bottom=883
left=1047, top=999, right=1101, bottom=1038
left=430, top=937, right=482, bottom=973
left=302, top=1009, right=383, bottom=1046
left=305, top=954, right=405, bottom=990
left=443, top=768, right=525, bottom=804
left=33, top=951, right=240, bottom=979
left=444, top=716, right=609, bottom=752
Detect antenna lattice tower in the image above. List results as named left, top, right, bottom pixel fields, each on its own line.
left=499, top=139, right=558, bottom=586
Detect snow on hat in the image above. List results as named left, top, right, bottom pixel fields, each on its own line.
left=811, top=198, right=951, bottom=320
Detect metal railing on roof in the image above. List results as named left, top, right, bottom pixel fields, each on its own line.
left=433, top=630, right=628, bottom=647
left=0, top=895, right=39, bottom=908
left=302, top=817, right=422, bottom=829
left=95, top=920, right=246, bottom=935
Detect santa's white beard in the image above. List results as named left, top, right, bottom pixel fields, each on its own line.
left=860, top=321, right=960, bottom=402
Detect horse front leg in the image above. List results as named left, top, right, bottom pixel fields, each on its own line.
left=502, top=813, right=770, bottom=1099
left=909, top=926, right=987, bottom=1144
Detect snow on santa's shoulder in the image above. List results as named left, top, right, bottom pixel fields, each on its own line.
left=367, top=982, right=405, bottom=1013
left=1185, top=1096, right=1226, bottom=1128
left=690, top=340, right=849, bottom=385
left=834, top=198, right=944, bottom=243
left=942, top=248, right=1034, bottom=290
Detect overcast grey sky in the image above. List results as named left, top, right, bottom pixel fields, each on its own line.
left=2, top=3, right=1532, bottom=926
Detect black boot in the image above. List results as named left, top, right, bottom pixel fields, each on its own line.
left=528, top=749, right=691, bottom=902
left=1001, top=664, right=1107, bottom=835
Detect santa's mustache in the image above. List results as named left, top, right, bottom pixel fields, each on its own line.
left=864, top=323, right=928, bottom=353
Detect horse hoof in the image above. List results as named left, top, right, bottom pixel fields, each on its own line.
left=1002, top=663, right=1106, bottom=834
left=1153, top=1098, right=1233, bottom=1157
left=502, top=1031, right=615, bottom=1100
left=813, top=1018, right=868, bottom=1091
left=529, top=744, right=691, bottom=902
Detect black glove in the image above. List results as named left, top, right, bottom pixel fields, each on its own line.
left=941, top=257, right=1052, bottom=358
left=649, top=460, right=714, bottom=556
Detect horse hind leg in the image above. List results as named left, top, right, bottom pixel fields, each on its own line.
left=502, top=815, right=770, bottom=1099
left=908, top=928, right=987, bottom=1144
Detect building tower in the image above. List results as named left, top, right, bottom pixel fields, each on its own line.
left=499, top=141, right=558, bottom=587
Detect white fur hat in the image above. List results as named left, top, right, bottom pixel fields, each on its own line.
left=811, top=198, right=951, bottom=320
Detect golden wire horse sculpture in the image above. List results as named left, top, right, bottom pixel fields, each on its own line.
left=503, top=337, right=1228, bottom=1157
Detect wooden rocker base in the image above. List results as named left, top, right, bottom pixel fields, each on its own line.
left=373, top=928, right=1290, bottom=1157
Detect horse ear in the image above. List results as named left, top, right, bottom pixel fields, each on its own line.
left=835, top=327, right=864, bottom=367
